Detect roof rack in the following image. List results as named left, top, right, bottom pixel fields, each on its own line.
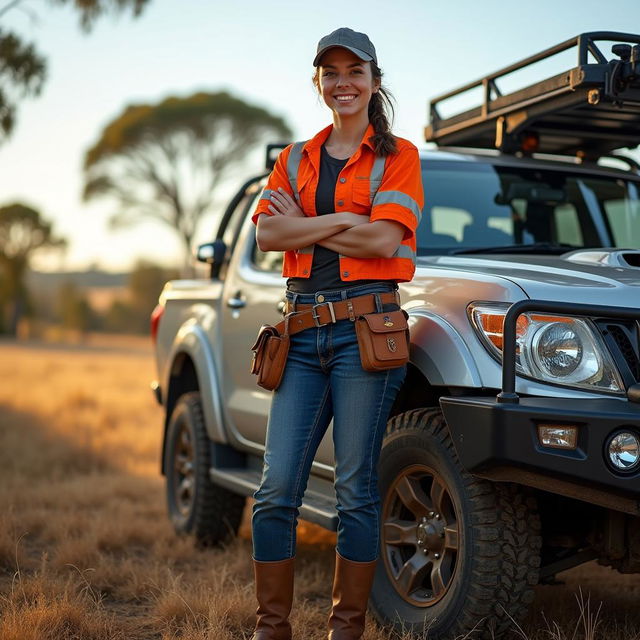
left=425, top=32, right=640, bottom=159
left=434, top=145, right=640, bottom=173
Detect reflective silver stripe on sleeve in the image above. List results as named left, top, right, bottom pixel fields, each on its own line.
left=372, top=190, right=422, bottom=224
left=286, top=141, right=306, bottom=202
left=287, top=141, right=313, bottom=260
left=369, top=155, right=387, bottom=202
left=260, top=189, right=274, bottom=201
left=392, top=244, right=417, bottom=261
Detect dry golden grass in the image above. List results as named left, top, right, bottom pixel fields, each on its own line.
left=0, top=335, right=638, bottom=639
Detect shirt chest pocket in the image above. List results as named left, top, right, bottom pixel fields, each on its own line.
left=351, top=182, right=373, bottom=214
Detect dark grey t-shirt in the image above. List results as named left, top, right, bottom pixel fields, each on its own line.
left=286, top=145, right=381, bottom=293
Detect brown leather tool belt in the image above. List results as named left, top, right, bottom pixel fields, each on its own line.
left=250, top=290, right=405, bottom=390
left=279, top=291, right=400, bottom=336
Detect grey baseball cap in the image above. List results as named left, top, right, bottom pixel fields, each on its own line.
left=313, top=27, right=378, bottom=67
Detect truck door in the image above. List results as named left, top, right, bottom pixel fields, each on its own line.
left=218, top=191, right=335, bottom=464
left=219, top=187, right=283, bottom=445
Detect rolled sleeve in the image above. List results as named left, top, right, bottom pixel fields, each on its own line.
left=369, top=145, right=424, bottom=241
left=251, top=144, right=295, bottom=226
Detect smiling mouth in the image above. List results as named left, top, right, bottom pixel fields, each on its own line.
left=335, top=94, right=358, bottom=102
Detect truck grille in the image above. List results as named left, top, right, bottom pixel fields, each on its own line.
left=596, top=320, right=640, bottom=384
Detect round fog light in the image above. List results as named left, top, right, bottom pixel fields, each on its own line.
left=607, top=431, right=640, bottom=472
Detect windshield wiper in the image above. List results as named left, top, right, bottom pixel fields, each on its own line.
left=451, top=242, right=577, bottom=255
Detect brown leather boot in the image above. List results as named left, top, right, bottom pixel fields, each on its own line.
left=327, top=551, right=378, bottom=639
left=251, top=556, right=295, bottom=640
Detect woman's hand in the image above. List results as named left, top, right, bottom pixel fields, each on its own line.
left=267, top=190, right=368, bottom=230
left=268, top=188, right=305, bottom=217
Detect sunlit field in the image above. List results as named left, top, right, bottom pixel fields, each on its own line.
left=0, top=336, right=638, bottom=639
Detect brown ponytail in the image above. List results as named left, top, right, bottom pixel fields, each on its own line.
left=312, top=61, right=397, bottom=156
left=368, top=62, right=397, bottom=156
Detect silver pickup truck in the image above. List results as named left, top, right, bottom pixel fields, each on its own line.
left=151, top=32, right=640, bottom=639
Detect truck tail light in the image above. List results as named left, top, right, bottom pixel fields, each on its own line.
left=150, top=304, right=164, bottom=344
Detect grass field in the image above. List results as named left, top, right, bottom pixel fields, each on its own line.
left=0, top=336, right=638, bottom=639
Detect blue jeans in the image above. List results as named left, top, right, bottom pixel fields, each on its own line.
left=251, top=282, right=407, bottom=562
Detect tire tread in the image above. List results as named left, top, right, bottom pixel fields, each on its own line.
left=381, top=407, right=542, bottom=639
left=168, top=392, right=245, bottom=547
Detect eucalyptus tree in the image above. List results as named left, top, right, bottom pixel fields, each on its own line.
left=0, top=0, right=150, bottom=142
left=0, top=202, right=66, bottom=334
left=82, top=91, right=291, bottom=271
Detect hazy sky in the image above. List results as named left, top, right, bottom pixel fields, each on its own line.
left=1, top=0, right=639, bottom=272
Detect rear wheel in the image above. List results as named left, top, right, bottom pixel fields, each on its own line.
left=370, top=407, right=541, bottom=639
left=164, top=392, right=245, bottom=546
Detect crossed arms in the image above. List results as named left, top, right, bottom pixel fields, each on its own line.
left=255, top=188, right=405, bottom=259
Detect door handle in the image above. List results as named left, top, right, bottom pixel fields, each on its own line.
left=227, top=293, right=246, bottom=309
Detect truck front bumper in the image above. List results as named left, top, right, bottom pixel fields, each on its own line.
left=439, top=395, right=640, bottom=515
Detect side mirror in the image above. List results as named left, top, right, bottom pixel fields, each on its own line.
left=196, top=239, right=226, bottom=265
left=265, top=143, right=290, bottom=170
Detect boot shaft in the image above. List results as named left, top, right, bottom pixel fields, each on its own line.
left=328, top=551, right=377, bottom=640
left=252, top=556, right=295, bottom=640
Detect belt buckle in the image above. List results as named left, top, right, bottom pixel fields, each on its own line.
left=312, top=301, right=336, bottom=327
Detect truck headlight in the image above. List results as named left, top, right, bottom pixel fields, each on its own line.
left=468, top=303, right=624, bottom=393
left=531, top=322, right=582, bottom=377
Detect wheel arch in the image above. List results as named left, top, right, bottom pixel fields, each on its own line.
left=389, top=311, right=484, bottom=418
left=407, top=311, right=482, bottom=388
left=389, top=362, right=443, bottom=419
left=161, top=322, right=227, bottom=474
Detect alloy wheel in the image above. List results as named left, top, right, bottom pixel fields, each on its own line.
left=381, top=463, right=460, bottom=606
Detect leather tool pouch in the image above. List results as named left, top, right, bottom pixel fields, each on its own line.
left=250, top=323, right=290, bottom=391
left=354, top=309, right=410, bottom=371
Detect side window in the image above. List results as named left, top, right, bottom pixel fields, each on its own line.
left=222, top=201, right=246, bottom=249
left=218, top=189, right=256, bottom=280
left=253, top=244, right=284, bottom=273
left=250, top=191, right=284, bottom=273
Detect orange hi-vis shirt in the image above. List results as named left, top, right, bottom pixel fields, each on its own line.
left=251, top=123, right=424, bottom=282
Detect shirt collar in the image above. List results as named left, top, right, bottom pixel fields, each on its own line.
left=303, top=123, right=376, bottom=154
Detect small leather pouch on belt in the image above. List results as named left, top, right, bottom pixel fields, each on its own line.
left=354, top=309, right=410, bottom=371
left=250, top=322, right=290, bottom=391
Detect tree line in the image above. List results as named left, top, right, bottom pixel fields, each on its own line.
left=0, top=0, right=292, bottom=337
left=0, top=201, right=179, bottom=336
left=31, top=261, right=179, bottom=336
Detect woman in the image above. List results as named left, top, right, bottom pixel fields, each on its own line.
left=250, top=27, right=423, bottom=640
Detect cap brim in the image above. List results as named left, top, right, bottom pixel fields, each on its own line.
left=313, top=45, right=373, bottom=67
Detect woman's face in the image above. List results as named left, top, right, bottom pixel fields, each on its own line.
left=317, top=48, right=379, bottom=117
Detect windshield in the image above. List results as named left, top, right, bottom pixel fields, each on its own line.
left=417, top=160, right=640, bottom=255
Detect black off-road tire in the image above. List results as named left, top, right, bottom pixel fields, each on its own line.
left=370, top=407, right=541, bottom=639
left=164, top=391, right=246, bottom=547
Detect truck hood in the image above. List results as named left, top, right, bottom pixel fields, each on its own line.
left=419, top=249, right=640, bottom=304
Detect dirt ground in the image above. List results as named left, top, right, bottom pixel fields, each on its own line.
left=0, top=335, right=638, bottom=639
